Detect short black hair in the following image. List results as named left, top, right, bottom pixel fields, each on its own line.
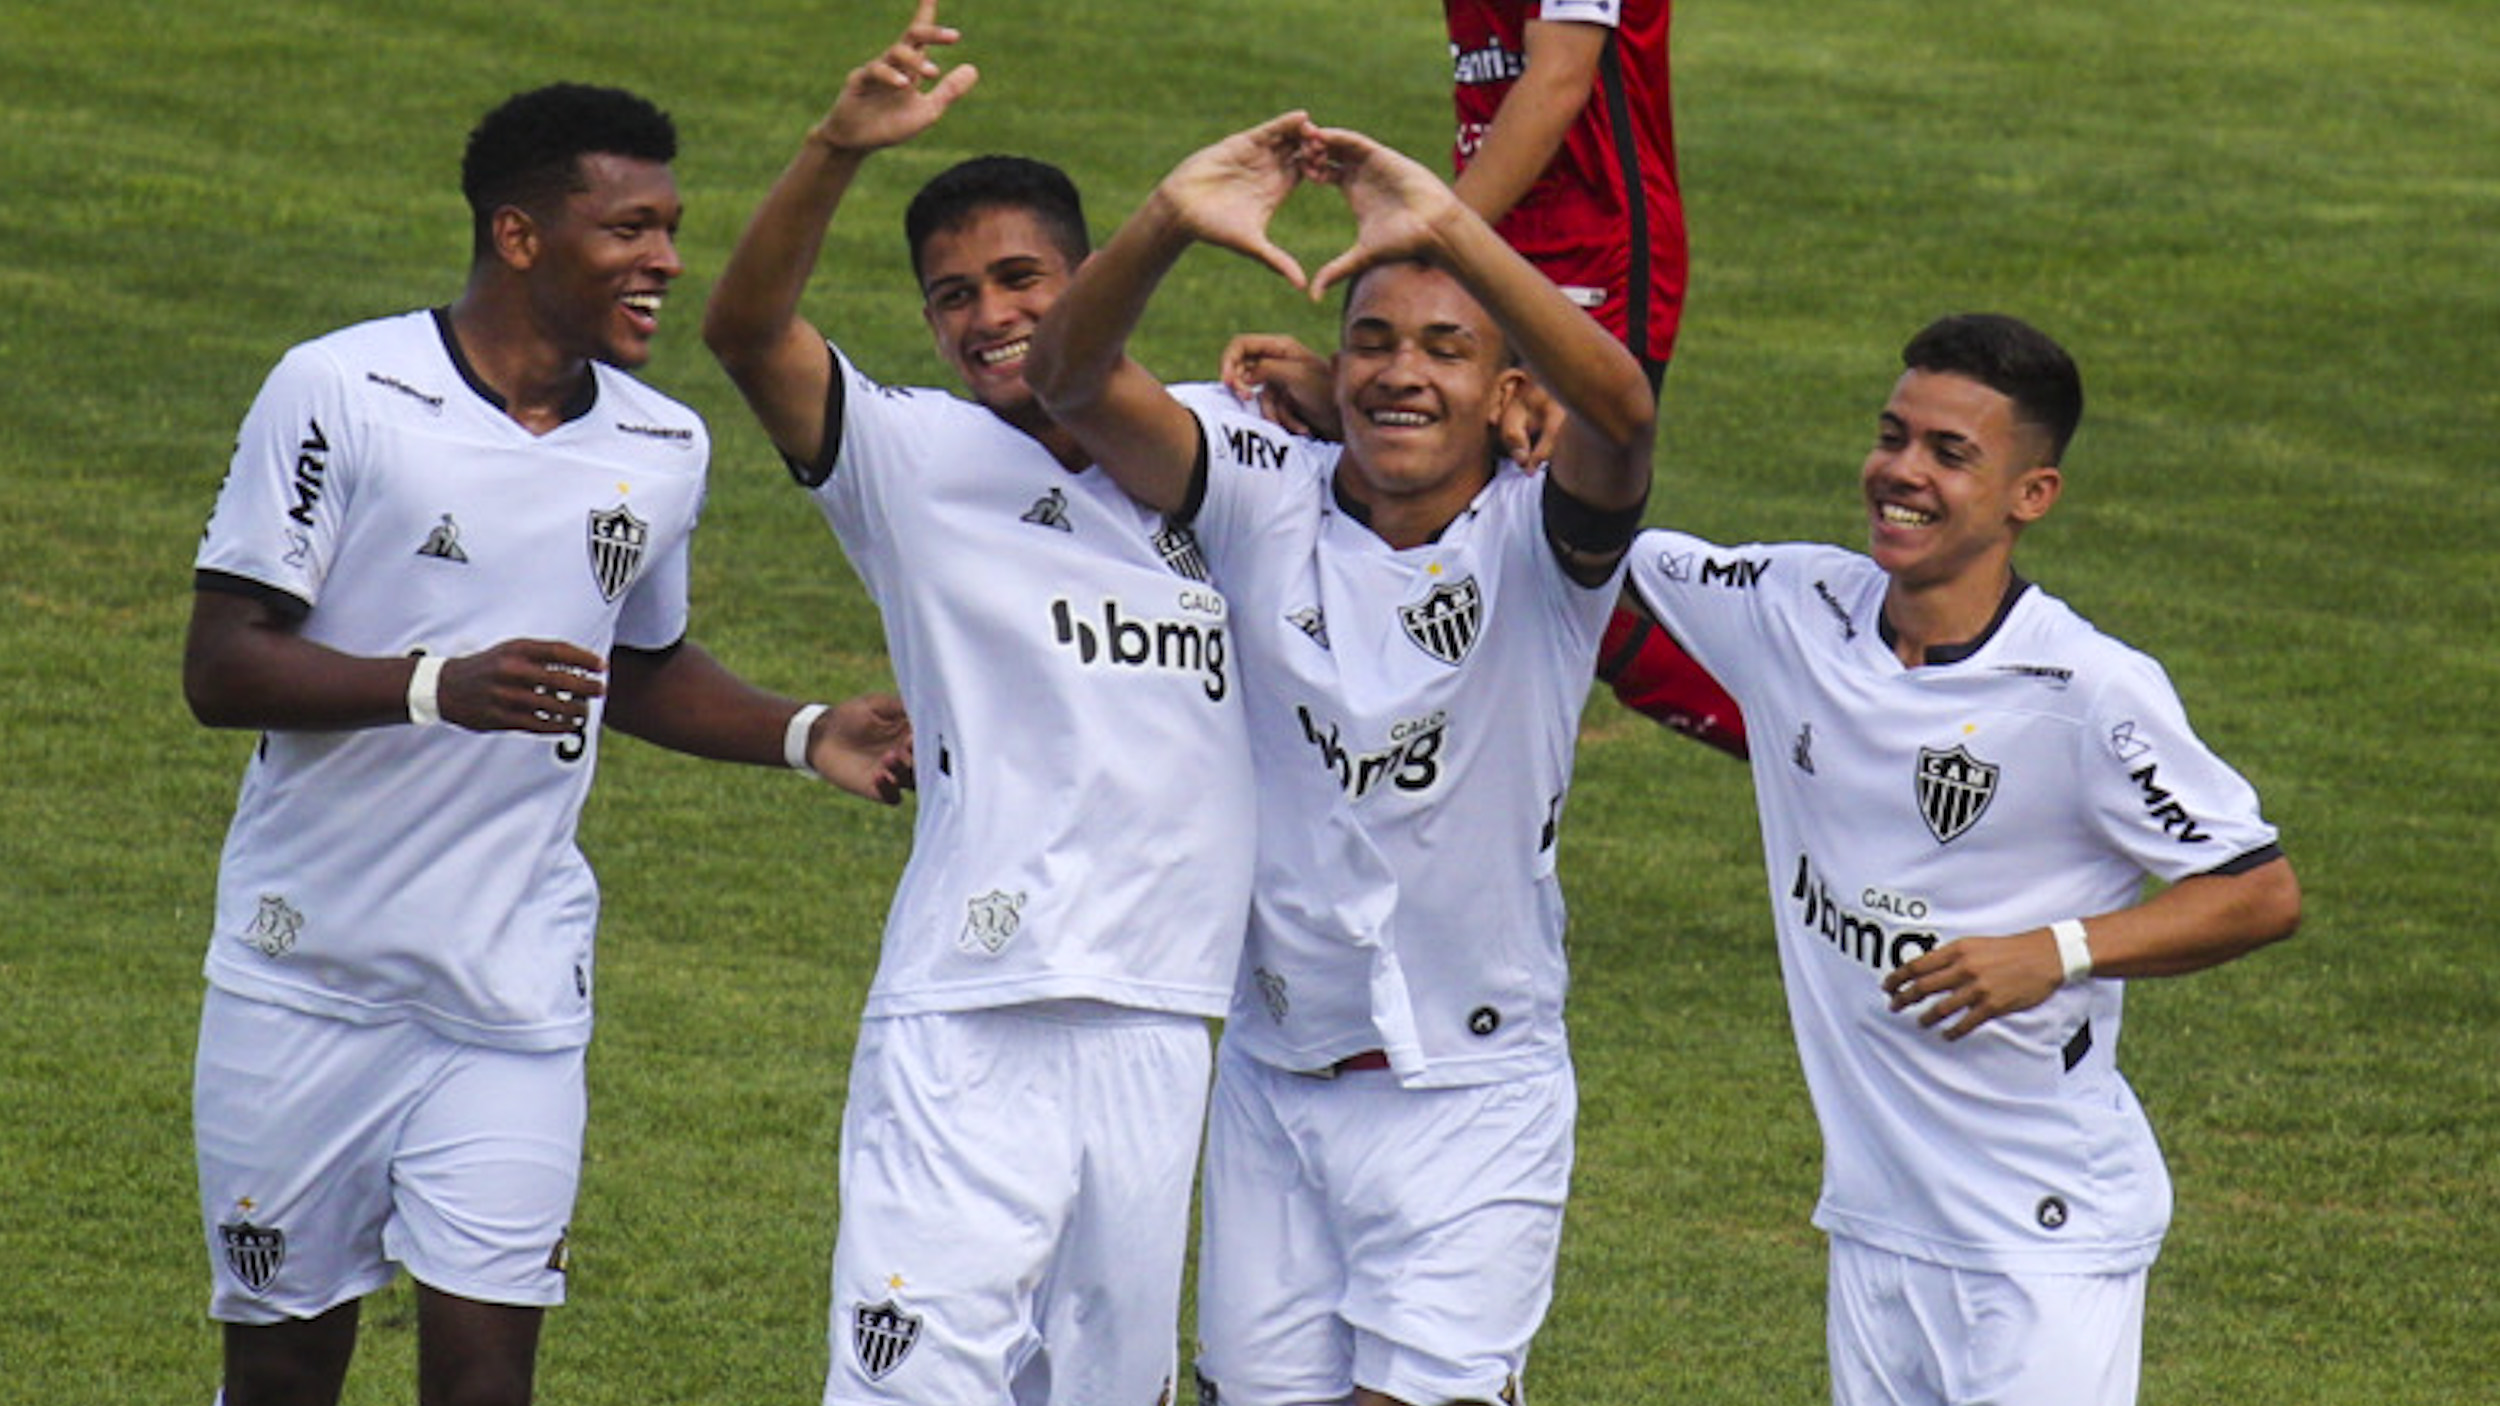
left=904, top=156, right=1089, bottom=284
left=1900, top=313, right=2084, bottom=464
left=461, top=83, right=677, bottom=259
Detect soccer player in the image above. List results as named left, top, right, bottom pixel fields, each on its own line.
left=1025, top=113, right=1654, bottom=1406
left=1619, top=313, right=2303, bottom=1405
left=1448, top=0, right=1751, bottom=756
left=1447, top=0, right=1684, bottom=384
left=185, top=83, right=911, bottom=1406
left=698, top=7, right=1254, bottom=1404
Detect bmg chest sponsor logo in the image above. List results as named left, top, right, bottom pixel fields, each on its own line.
left=1788, top=854, right=1939, bottom=974
left=1298, top=705, right=1447, bottom=799
left=1049, top=596, right=1228, bottom=701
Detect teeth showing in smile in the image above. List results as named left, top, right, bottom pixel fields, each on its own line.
left=621, top=292, right=664, bottom=316
left=977, top=337, right=1030, bottom=367
left=1879, top=503, right=1934, bottom=527
left=1370, top=410, right=1431, bottom=427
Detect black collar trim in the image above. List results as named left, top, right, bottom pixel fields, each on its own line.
left=431, top=307, right=598, bottom=424
left=1879, top=573, right=2033, bottom=665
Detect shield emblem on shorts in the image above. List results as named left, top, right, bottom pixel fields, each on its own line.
left=1400, top=574, right=1482, bottom=666
left=1915, top=744, right=1999, bottom=844
left=853, top=1299, right=922, bottom=1381
left=219, top=1220, right=286, bottom=1293
left=586, top=503, right=649, bottom=602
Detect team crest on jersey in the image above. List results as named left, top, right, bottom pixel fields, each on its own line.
left=246, top=894, right=303, bottom=958
left=852, top=1298, right=922, bottom=1380
left=219, top=1220, right=286, bottom=1292
left=960, top=889, right=1027, bottom=956
left=416, top=513, right=468, bottom=563
left=1287, top=606, right=1330, bottom=650
left=1915, top=744, right=1999, bottom=844
left=1154, top=520, right=1210, bottom=582
left=585, top=503, right=648, bottom=602
left=1400, top=574, right=1482, bottom=666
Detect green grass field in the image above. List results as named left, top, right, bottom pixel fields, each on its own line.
left=3, top=0, right=2493, bottom=1400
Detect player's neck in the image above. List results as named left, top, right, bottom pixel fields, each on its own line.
left=445, top=294, right=596, bottom=435
left=1880, top=564, right=2018, bottom=668
left=1332, top=459, right=1485, bottom=550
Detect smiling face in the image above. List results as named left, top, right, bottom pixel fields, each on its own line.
left=1861, top=369, right=2062, bottom=593
left=1332, top=262, right=1524, bottom=522
left=916, top=205, right=1078, bottom=432
left=518, top=151, right=683, bottom=370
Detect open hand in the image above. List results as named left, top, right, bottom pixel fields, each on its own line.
left=815, top=0, right=981, bottom=155
left=1157, top=111, right=1321, bottom=290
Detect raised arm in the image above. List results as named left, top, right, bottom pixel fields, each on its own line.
left=1451, top=18, right=1608, bottom=226
left=1311, top=126, right=1654, bottom=518
left=1024, top=112, right=1318, bottom=516
left=702, top=0, right=979, bottom=466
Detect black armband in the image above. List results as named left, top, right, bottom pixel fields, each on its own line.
left=1541, top=476, right=1647, bottom=559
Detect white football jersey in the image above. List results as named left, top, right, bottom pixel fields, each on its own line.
left=803, top=347, right=1254, bottom=1019
left=1626, top=529, right=2283, bottom=1273
left=194, top=310, right=708, bottom=1050
left=1186, top=408, right=1615, bottom=1088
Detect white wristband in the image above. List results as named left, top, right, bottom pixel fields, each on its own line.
left=406, top=654, right=447, bottom=727
left=784, top=703, right=829, bottom=774
left=2052, top=919, right=2094, bottom=985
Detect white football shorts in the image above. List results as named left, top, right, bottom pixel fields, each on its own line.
left=1194, top=1036, right=1576, bottom=1406
left=1826, top=1234, right=2147, bottom=1406
left=193, top=988, right=585, bottom=1323
left=822, top=1002, right=1213, bottom=1406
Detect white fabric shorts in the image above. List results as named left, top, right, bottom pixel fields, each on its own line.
left=193, top=988, right=586, bottom=1323
left=1826, top=1235, right=2147, bottom=1406
left=822, top=1003, right=1213, bottom=1406
left=1194, top=1036, right=1576, bottom=1406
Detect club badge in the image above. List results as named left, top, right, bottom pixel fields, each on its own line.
left=1400, top=574, right=1482, bottom=667
left=220, top=1220, right=286, bottom=1293
left=586, top=503, right=649, bottom=602
left=853, top=1299, right=922, bottom=1381
left=1915, top=744, right=1999, bottom=844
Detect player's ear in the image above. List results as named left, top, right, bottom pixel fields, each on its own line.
left=1485, top=365, right=1531, bottom=428
left=490, top=205, right=542, bottom=271
left=2012, top=464, right=2062, bottom=524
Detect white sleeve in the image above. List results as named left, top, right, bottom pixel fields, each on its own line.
left=194, top=341, right=356, bottom=608
left=615, top=479, right=699, bottom=652
left=2079, top=647, right=2282, bottom=882
left=1619, top=528, right=1778, bottom=696
left=1184, top=400, right=1309, bottom=566
left=1538, top=0, right=1623, bottom=27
